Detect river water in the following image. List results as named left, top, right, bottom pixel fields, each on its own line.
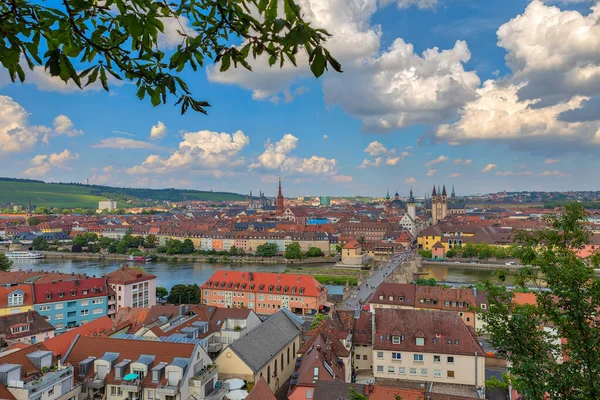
left=8, top=259, right=346, bottom=294
left=420, top=264, right=519, bottom=286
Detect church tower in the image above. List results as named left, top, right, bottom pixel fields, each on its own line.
left=276, top=178, right=285, bottom=215
left=441, top=185, right=448, bottom=221
left=451, top=185, right=456, bottom=203
left=385, top=189, right=391, bottom=213
left=431, top=185, right=439, bottom=224
left=407, top=188, right=416, bottom=221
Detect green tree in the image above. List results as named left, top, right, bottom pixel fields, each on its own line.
left=1, top=0, right=341, bottom=114
left=480, top=203, right=600, bottom=399
left=229, top=245, right=240, bottom=256
left=305, top=247, right=324, bottom=257
left=418, top=249, right=432, bottom=259
left=0, top=253, right=13, bottom=272
left=181, top=239, right=195, bottom=254
left=34, top=206, right=49, bottom=214
left=27, top=216, right=42, bottom=226
left=107, top=243, right=118, bottom=254
left=284, top=242, right=303, bottom=260
left=256, top=242, right=278, bottom=257
left=310, top=312, right=328, bottom=329
left=335, top=244, right=343, bottom=254
left=32, top=236, right=49, bottom=250
left=165, top=239, right=183, bottom=255
left=144, top=234, right=157, bottom=248
left=168, top=284, right=200, bottom=305
left=156, top=286, right=168, bottom=299
left=115, top=242, right=127, bottom=254
left=348, top=389, right=368, bottom=400
left=98, top=236, right=113, bottom=249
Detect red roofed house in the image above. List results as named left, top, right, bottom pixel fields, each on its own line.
left=43, top=316, right=115, bottom=360
left=33, top=277, right=110, bottom=331
left=201, top=271, right=328, bottom=315
left=338, top=239, right=367, bottom=268
left=0, top=283, right=34, bottom=316
left=106, top=266, right=157, bottom=310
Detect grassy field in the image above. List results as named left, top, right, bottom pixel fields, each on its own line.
left=0, top=178, right=247, bottom=209
left=284, top=266, right=368, bottom=287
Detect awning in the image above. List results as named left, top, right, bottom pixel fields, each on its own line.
left=322, top=301, right=335, bottom=307
left=123, top=373, right=139, bottom=381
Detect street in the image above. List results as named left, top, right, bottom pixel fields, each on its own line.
left=340, top=246, right=415, bottom=310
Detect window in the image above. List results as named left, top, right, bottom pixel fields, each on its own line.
left=39, top=305, right=51, bottom=311
left=204, top=290, right=209, bottom=296
left=93, top=308, right=103, bottom=314
left=420, top=368, right=428, bottom=376
left=447, top=370, right=455, bottom=378
left=376, top=352, right=383, bottom=359
left=398, top=367, right=406, bottom=374
left=111, top=387, right=117, bottom=396
left=447, top=356, right=455, bottom=364
left=55, top=303, right=63, bottom=309
left=433, top=355, right=441, bottom=363
left=249, top=302, right=254, bottom=308
left=388, top=295, right=393, bottom=301
left=392, top=336, right=400, bottom=344
left=387, top=366, right=394, bottom=374
left=376, top=365, right=384, bottom=373
left=413, top=354, right=424, bottom=362
left=433, top=369, right=441, bottom=377
left=409, top=368, right=417, bottom=376
left=46, top=294, right=51, bottom=300
left=58, top=292, right=64, bottom=298
left=392, top=352, right=401, bottom=360
left=398, top=296, right=404, bottom=302
left=93, top=299, right=103, bottom=305
left=379, top=295, right=384, bottom=300
left=363, top=355, right=367, bottom=360
left=80, top=300, right=89, bottom=306
left=259, top=295, right=264, bottom=301
left=481, top=303, right=487, bottom=309
left=82, top=290, right=88, bottom=295
left=47, top=387, right=54, bottom=396
left=416, top=337, right=424, bottom=346
left=306, top=389, right=313, bottom=399
left=8, top=292, right=24, bottom=306
left=81, top=310, right=89, bottom=316
left=444, top=301, right=449, bottom=306
left=148, top=390, right=155, bottom=399
left=249, top=293, right=254, bottom=300
left=356, top=354, right=360, bottom=360
left=55, top=313, right=64, bottom=320
left=455, top=340, right=459, bottom=345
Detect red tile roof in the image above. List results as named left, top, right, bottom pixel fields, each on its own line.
left=0, top=343, right=52, bottom=378
left=33, top=277, right=107, bottom=304
left=43, top=316, right=115, bottom=358
left=106, top=266, right=157, bottom=285
left=202, top=270, right=326, bottom=298
left=374, top=308, right=484, bottom=356
left=369, top=385, right=424, bottom=400
left=65, top=337, right=196, bottom=387
left=247, top=377, right=276, bottom=400
left=0, top=284, right=33, bottom=308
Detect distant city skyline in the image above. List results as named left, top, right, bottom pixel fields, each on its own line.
left=2, top=1, right=600, bottom=196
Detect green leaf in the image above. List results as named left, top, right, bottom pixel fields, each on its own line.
left=266, top=0, right=278, bottom=22
left=258, top=0, right=269, bottom=12
left=283, top=0, right=296, bottom=22
left=86, top=68, right=99, bottom=87
left=310, top=48, right=325, bottom=78
left=220, top=52, right=231, bottom=72
left=99, top=67, right=109, bottom=91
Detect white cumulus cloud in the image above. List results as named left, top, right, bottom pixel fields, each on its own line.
left=53, top=115, right=83, bottom=137
left=24, top=149, right=79, bottom=177
left=0, top=96, right=41, bottom=154
left=150, top=121, right=168, bottom=140
left=426, top=169, right=437, bottom=176
left=425, top=155, right=448, bottom=167
left=92, top=138, right=166, bottom=151
left=127, top=130, right=249, bottom=175
left=453, top=158, right=472, bottom=165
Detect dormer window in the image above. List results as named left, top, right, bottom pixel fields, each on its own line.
left=398, top=296, right=404, bottom=302
left=8, top=291, right=24, bottom=306
left=392, top=336, right=401, bottom=344
left=58, top=291, right=64, bottom=298
left=83, top=290, right=88, bottom=295
left=416, top=337, right=425, bottom=346
left=46, top=293, right=52, bottom=300
left=388, top=296, right=393, bottom=301
left=71, top=290, right=77, bottom=296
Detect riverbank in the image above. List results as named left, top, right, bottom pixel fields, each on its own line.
left=21, top=251, right=338, bottom=265
left=283, top=266, right=368, bottom=286
left=422, top=260, right=522, bottom=270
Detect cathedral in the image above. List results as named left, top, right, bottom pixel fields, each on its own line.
left=384, top=189, right=419, bottom=236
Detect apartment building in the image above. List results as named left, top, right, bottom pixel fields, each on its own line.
left=373, top=309, right=485, bottom=394
left=0, top=343, right=80, bottom=400
left=106, top=266, right=157, bottom=310
left=65, top=336, right=226, bottom=400
left=215, top=310, right=303, bottom=393
left=369, top=283, right=489, bottom=329
left=0, top=311, right=55, bottom=345
left=33, top=277, right=109, bottom=331
left=201, top=271, right=329, bottom=315
left=0, top=284, right=34, bottom=316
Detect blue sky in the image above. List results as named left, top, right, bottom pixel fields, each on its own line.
left=1, top=0, right=599, bottom=197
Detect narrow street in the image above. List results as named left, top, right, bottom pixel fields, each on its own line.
left=340, top=247, right=415, bottom=310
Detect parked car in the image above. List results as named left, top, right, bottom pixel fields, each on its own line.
left=505, top=261, right=516, bottom=266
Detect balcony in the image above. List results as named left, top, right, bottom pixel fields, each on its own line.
left=205, top=382, right=229, bottom=400
left=156, top=382, right=179, bottom=396
left=23, top=366, right=74, bottom=394
left=189, top=364, right=218, bottom=388
left=83, top=374, right=105, bottom=389
left=208, top=342, right=223, bottom=353
left=120, top=379, right=142, bottom=391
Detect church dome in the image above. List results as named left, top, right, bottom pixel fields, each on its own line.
left=389, top=199, right=405, bottom=209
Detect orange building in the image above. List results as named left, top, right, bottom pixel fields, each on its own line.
left=201, top=270, right=329, bottom=315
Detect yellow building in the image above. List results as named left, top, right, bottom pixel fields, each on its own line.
left=0, top=284, right=34, bottom=316
left=215, top=310, right=302, bottom=393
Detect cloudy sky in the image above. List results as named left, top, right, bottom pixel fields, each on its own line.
left=1, top=0, right=600, bottom=197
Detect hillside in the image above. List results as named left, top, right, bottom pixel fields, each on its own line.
left=0, top=178, right=247, bottom=209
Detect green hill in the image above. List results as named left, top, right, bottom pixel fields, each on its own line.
left=0, top=178, right=247, bottom=209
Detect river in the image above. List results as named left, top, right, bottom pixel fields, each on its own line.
left=8, top=259, right=345, bottom=294
left=420, top=264, right=520, bottom=286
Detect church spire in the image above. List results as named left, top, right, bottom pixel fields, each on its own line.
left=408, top=188, right=414, bottom=203
left=276, top=177, right=284, bottom=215
left=442, top=185, right=447, bottom=197
left=386, top=189, right=390, bottom=200
left=451, top=184, right=455, bottom=196
left=432, top=185, right=437, bottom=197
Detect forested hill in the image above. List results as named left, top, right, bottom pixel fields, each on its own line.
left=0, top=177, right=247, bottom=209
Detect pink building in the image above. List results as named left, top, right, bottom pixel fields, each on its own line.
left=106, top=266, right=157, bottom=310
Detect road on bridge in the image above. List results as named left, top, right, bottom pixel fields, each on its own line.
left=340, top=246, right=415, bottom=311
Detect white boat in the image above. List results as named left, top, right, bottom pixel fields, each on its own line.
left=5, top=251, right=45, bottom=259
